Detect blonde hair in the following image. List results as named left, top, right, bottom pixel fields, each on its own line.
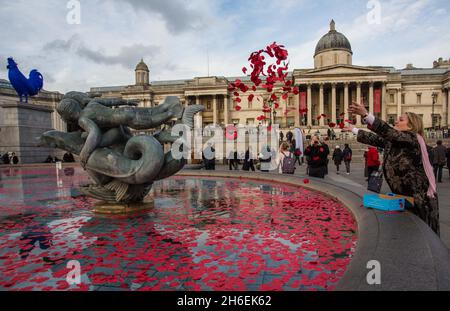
left=280, top=142, right=289, bottom=151
left=405, top=112, right=424, bottom=136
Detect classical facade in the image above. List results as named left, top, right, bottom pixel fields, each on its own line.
left=89, top=20, right=450, bottom=132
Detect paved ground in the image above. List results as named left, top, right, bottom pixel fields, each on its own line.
left=212, top=162, right=450, bottom=250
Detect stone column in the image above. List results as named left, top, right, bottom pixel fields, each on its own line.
left=397, top=88, right=402, bottom=119
left=369, top=82, right=374, bottom=115
left=442, top=88, right=448, bottom=127
left=224, top=95, right=230, bottom=125
left=356, top=82, right=362, bottom=125
left=319, top=83, right=324, bottom=126
left=307, top=84, right=312, bottom=126
left=212, top=95, right=218, bottom=125
left=195, top=95, right=202, bottom=128
left=344, top=82, right=349, bottom=121
left=294, top=90, right=300, bottom=127
left=381, top=83, right=387, bottom=121
left=331, top=83, right=337, bottom=124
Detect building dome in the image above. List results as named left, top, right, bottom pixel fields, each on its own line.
left=135, top=59, right=150, bottom=85
left=314, top=20, right=352, bottom=57
left=135, top=58, right=149, bottom=72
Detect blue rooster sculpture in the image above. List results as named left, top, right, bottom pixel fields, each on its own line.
left=7, top=57, right=44, bottom=103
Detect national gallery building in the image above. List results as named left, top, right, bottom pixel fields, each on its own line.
left=1, top=20, right=450, bottom=136
left=86, top=20, right=449, bottom=132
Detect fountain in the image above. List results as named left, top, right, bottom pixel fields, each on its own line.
left=38, top=92, right=204, bottom=213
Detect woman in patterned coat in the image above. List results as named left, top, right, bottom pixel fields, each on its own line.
left=344, top=102, right=439, bottom=235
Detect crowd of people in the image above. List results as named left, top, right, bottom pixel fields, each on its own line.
left=0, top=152, right=77, bottom=165
left=0, top=152, right=19, bottom=165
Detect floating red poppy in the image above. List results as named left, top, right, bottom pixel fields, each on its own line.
left=235, top=105, right=241, bottom=111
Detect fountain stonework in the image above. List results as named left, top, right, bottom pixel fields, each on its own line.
left=39, top=91, right=204, bottom=211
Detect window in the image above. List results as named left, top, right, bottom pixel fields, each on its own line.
left=401, top=94, right=405, bottom=105
left=248, top=100, right=252, bottom=109
left=334, top=53, right=338, bottom=64
left=347, top=54, right=351, bottom=64
left=288, top=97, right=294, bottom=106
left=417, top=93, right=422, bottom=105
left=390, top=94, right=394, bottom=104
left=206, top=101, right=211, bottom=110
left=246, top=118, right=255, bottom=125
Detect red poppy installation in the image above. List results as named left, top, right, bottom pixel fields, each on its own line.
left=228, top=42, right=300, bottom=125
left=0, top=168, right=357, bottom=291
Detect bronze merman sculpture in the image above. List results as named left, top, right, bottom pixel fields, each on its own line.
left=39, top=91, right=204, bottom=204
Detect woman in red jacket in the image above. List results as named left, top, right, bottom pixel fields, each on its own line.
left=367, top=146, right=381, bottom=178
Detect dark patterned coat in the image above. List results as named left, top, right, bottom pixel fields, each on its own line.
left=357, top=117, right=440, bottom=235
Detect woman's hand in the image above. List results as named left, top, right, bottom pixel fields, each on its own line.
left=341, top=122, right=355, bottom=133
left=348, top=101, right=368, bottom=117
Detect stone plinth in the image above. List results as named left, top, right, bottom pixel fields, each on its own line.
left=0, top=100, right=55, bottom=163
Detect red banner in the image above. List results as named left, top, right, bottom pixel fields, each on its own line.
left=374, top=89, right=381, bottom=113
left=300, top=92, right=307, bottom=113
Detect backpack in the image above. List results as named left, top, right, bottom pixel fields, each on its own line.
left=281, top=152, right=296, bottom=174
left=344, top=149, right=352, bottom=161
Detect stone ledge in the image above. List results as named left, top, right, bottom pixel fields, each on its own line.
left=177, top=170, right=450, bottom=291
left=0, top=101, right=54, bottom=113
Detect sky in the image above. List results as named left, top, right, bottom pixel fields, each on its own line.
left=0, top=0, right=449, bottom=93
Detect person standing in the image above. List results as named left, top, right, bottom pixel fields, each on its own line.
left=446, top=144, right=450, bottom=179
left=243, top=148, right=255, bottom=171
left=11, top=152, right=19, bottom=165
left=342, top=144, right=353, bottom=175
left=432, top=140, right=446, bottom=183
left=259, top=145, right=272, bottom=172
left=2, top=153, right=10, bottom=165
left=363, top=149, right=369, bottom=180
left=228, top=151, right=238, bottom=170
left=323, top=141, right=330, bottom=175
left=279, top=131, right=284, bottom=144
left=367, top=146, right=381, bottom=178
left=292, top=143, right=302, bottom=166
left=304, top=135, right=328, bottom=178
left=286, top=130, right=293, bottom=143
left=277, top=142, right=295, bottom=174
left=344, top=101, right=439, bottom=235
left=332, top=145, right=343, bottom=174
left=203, top=144, right=215, bottom=170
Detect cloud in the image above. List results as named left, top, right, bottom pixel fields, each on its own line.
left=118, top=0, right=207, bottom=34
left=43, top=36, right=160, bottom=69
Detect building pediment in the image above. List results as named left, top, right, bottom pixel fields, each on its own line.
left=297, top=65, right=388, bottom=76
